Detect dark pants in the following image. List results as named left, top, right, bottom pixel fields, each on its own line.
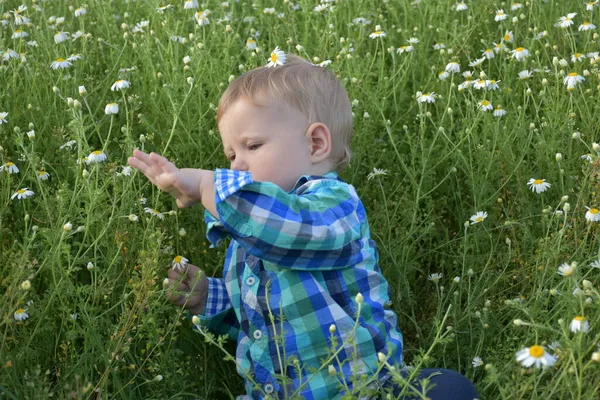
left=384, top=368, right=479, bottom=400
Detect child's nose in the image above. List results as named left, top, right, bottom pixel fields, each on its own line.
left=231, top=157, right=248, bottom=171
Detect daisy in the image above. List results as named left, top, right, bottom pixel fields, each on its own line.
left=184, top=0, right=199, bottom=9
left=493, top=106, right=507, bottom=117
left=318, top=60, right=332, bottom=67
left=144, top=207, right=165, bottom=220
left=479, top=100, right=493, bottom=111
left=369, top=25, right=386, bottom=39
left=38, top=170, right=49, bottom=180
left=396, top=45, right=414, bottom=54
left=587, top=51, right=599, bottom=59
left=50, top=58, right=72, bottom=69
left=11, top=188, right=34, bottom=200
left=367, top=168, right=388, bottom=180
left=589, top=260, right=600, bottom=269
left=438, top=71, right=449, bottom=80
left=3, top=49, right=19, bottom=61
left=518, top=70, right=533, bottom=79
left=458, top=79, right=473, bottom=91
left=516, top=345, right=556, bottom=368
left=558, top=262, right=575, bottom=276
left=407, top=37, right=419, bottom=44
left=586, top=1, right=598, bottom=11
left=503, top=31, right=514, bottom=42
left=555, top=13, right=577, bottom=29
left=54, top=31, right=70, bottom=44
left=74, top=7, right=87, bottom=17
left=105, top=103, right=119, bottom=114
left=156, top=5, right=175, bottom=13
left=246, top=38, right=257, bottom=50
left=14, top=308, right=29, bottom=322
left=472, top=357, right=484, bottom=368
left=11, top=6, right=30, bottom=25
left=493, top=42, right=506, bottom=54
left=266, top=47, right=286, bottom=67
left=445, top=61, right=460, bottom=73
left=352, top=17, right=371, bottom=25
left=1, top=162, right=19, bottom=174
left=527, top=178, right=551, bottom=193
left=11, top=30, right=28, bottom=39
left=416, top=91, right=436, bottom=103
left=563, top=72, right=584, bottom=89
left=455, top=2, right=468, bottom=11
left=585, top=207, right=600, bottom=222
left=263, top=7, right=276, bottom=14
left=128, top=214, right=139, bottom=222
left=511, top=47, right=529, bottom=61
left=535, top=31, right=549, bottom=39
left=511, top=2, right=523, bottom=10
left=495, top=9, right=508, bottom=21
left=314, top=3, right=331, bottom=12
left=468, top=57, right=485, bottom=67
left=87, top=150, right=107, bottom=164
left=482, top=48, right=495, bottom=59
left=111, top=79, right=131, bottom=91
left=428, top=273, right=442, bottom=282
left=195, top=11, right=209, bottom=26
left=487, top=80, right=500, bottom=90
left=571, top=53, right=586, bottom=63
left=67, top=54, right=82, bottom=62
left=570, top=316, right=590, bottom=333
left=0, top=112, right=7, bottom=124
left=579, top=22, right=596, bottom=31
left=172, top=255, right=189, bottom=272
left=433, top=42, right=446, bottom=50
left=59, top=139, right=77, bottom=150
left=469, top=211, right=488, bottom=225
left=473, top=79, right=487, bottom=90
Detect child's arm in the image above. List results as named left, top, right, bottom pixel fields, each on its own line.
left=127, top=150, right=217, bottom=217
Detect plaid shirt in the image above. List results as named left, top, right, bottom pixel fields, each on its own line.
left=193, top=169, right=403, bottom=400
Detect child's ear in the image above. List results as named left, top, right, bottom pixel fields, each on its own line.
left=306, top=123, right=332, bottom=163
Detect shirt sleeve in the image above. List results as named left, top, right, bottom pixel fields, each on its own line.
left=188, top=277, right=239, bottom=339
left=208, top=168, right=369, bottom=270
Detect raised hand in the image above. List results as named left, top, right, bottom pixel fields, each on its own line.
left=127, top=149, right=203, bottom=208
left=164, top=262, right=209, bottom=315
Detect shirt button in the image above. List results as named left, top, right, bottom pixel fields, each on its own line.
left=264, top=383, right=274, bottom=394
left=253, top=330, right=262, bottom=340
left=245, top=276, right=256, bottom=286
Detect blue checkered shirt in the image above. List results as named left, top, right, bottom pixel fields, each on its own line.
left=193, top=169, right=403, bottom=399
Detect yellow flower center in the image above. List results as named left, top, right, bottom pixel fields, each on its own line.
left=583, top=22, right=591, bottom=26
left=17, top=189, right=26, bottom=194
left=497, top=42, right=504, bottom=48
left=15, top=30, right=22, bottom=33
left=92, top=150, right=102, bottom=155
left=497, top=11, right=504, bottom=15
left=174, top=256, right=182, bottom=263
left=574, top=316, right=585, bottom=321
left=575, top=53, right=582, bottom=58
left=152, top=209, right=160, bottom=214
left=503, top=34, right=511, bottom=41
left=486, top=49, right=492, bottom=53
left=271, top=53, right=277, bottom=63
left=475, top=217, right=483, bottom=222
left=533, top=179, right=543, bottom=185
left=590, top=208, right=599, bottom=214
left=247, top=39, right=255, bottom=43
left=56, top=58, right=66, bottom=62
left=374, top=30, right=382, bottom=35
left=6, top=162, right=14, bottom=166
left=481, top=100, right=489, bottom=106
left=515, top=47, right=524, bottom=52
left=16, top=308, right=25, bottom=314
left=568, top=72, right=579, bottom=76
left=39, top=171, right=45, bottom=175
left=529, top=345, right=545, bottom=358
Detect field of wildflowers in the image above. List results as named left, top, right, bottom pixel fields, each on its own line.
left=2, top=0, right=600, bottom=398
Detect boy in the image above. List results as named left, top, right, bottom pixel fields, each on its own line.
left=128, top=54, right=477, bottom=399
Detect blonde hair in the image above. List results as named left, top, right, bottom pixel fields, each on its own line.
left=216, top=54, right=353, bottom=171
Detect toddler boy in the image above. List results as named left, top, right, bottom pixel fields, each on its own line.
left=128, top=54, right=477, bottom=400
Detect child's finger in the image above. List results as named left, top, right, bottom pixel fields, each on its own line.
left=149, top=152, right=177, bottom=173
left=127, top=156, right=150, bottom=174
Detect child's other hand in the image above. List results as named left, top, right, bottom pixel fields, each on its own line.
left=164, top=262, right=208, bottom=315
left=127, top=149, right=201, bottom=208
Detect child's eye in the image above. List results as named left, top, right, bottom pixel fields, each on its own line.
left=248, top=143, right=262, bottom=151
left=228, top=154, right=236, bottom=161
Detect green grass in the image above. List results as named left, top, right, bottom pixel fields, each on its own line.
left=2, top=0, right=600, bottom=398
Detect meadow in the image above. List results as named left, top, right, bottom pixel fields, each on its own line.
left=2, top=0, right=600, bottom=398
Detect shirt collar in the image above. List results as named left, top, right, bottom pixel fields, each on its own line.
left=289, top=171, right=342, bottom=193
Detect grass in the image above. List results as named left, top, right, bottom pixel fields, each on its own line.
left=2, top=0, right=600, bottom=398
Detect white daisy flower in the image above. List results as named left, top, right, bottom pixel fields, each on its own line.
left=396, top=45, right=414, bottom=54
left=86, top=150, right=107, bottom=164
left=445, top=61, right=460, bottom=73
left=510, top=47, right=529, bottom=61
left=1, top=162, right=19, bottom=174
left=473, top=79, right=487, bottom=90
left=586, top=1, right=598, bottom=11
left=156, top=5, right=174, bottom=13
left=527, top=178, right=551, bottom=193
left=416, top=91, right=436, bottom=103
left=493, top=106, right=507, bottom=117
left=571, top=53, right=586, bottom=63
left=495, top=9, right=508, bottom=21
left=367, top=168, right=388, bottom=180
left=511, top=2, right=523, bottom=10
left=503, top=31, right=514, bottom=42
left=493, top=42, right=506, bottom=53
left=38, top=170, right=49, bottom=180
left=184, top=0, right=199, bottom=9
left=144, top=207, right=164, bottom=220
left=427, top=273, right=442, bottom=282
left=0, top=112, right=7, bottom=124
left=128, top=214, right=139, bottom=222
left=68, top=54, right=82, bottom=62
left=266, top=46, right=286, bottom=67
left=14, top=308, right=29, bottom=322
left=105, top=103, right=119, bottom=114
left=579, top=22, right=596, bottom=31
left=318, top=60, right=332, bottom=67
left=433, top=42, right=446, bottom=50
left=472, top=357, right=484, bottom=368
left=479, top=100, right=493, bottom=111
left=246, top=38, right=257, bottom=50
left=172, top=255, right=189, bottom=272
left=589, top=260, right=600, bottom=269
left=59, top=139, right=77, bottom=150
left=516, top=345, right=556, bottom=368
left=11, top=188, right=34, bottom=200
left=518, top=70, right=533, bottom=79
left=482, top=48, right=495, bottom=59
left=111, top=79, right=131, bottom=91
left=438, top=71, right=449, bottom=80
left=555, top=13, right=577, bottom=29
left=352, top=17, right=371, bottom=25
left=558, top=262, right=575, bottom=277
left=263, top=7, right=276, bottom=14
left=455, top=2, right=468, bottom=11
left=563, top=72, right=584, bottom=89
left=369, top=25, right=386, bottom=39
left=407, top=37, right=419, bottom=44
left=74, top=7, right=87, bottom=17
left=195, top=11, right=210, bottom=26
left=468, top=57, right=486, bottom=67
left=50, top=57, right=72, bottom=69
left=585, top=207, right=600, bottom=222
left=54, top=31, right=70, bottom=44
left=470, top=211, right=488, bottom=224
left=2, top=49, right=19, bottom=61
left=570, top=316, right=589, bottom=333
left=11, top=29, right=28, bottom=39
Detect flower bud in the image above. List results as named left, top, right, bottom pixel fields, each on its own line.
left=21, top=280, right=31, bottom=290
left=53, top=86, right=60, bottom=94
left=73, top=100, right=82, bottom=110
left=355, top=293, right=364, bottom=304
left=79, top=85, right=87, bottom=96
left=592, top=352, right=600, bottom=362
left=593, top=143, right=600, bottom=152
left=191, top=315, right=200, bottom=325
left=87, top=262, right=94, bottom=271
left=187, top=77, right=194, bottom=86
left=561, top=195, right=569, bottom=203
left=82, top=169, right=90, bottom=179
left=67, top=97, right=75, bottom=108
left=63, top=222, right=73, bottom=231
left=513, top=319, right=523, bottom=326
left=329, top=324, right=336, bottom=334
left=378, top=352, right=388, bottom=363
left=555, top=153, right=562, bottom=162
left=328, top=365, right=336, bottom=375
left=563, top=202, right=571, bottom=212
left=179, top=227, right=187, bottom=237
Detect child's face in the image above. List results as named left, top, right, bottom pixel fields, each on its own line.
left=218, top=98, right=315, bottom=192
